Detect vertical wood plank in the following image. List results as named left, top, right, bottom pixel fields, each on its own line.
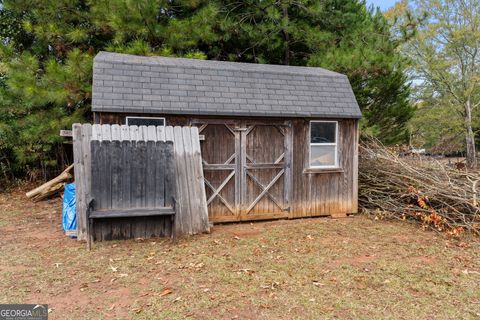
left=165, top=125, right=176, bottom=236
left=239, top=125, right=247, bottom=220
left=131, top=140, right=147, bottom=238
left=92, top=124, right=101, bottom=141
left=340, top=120, right=349, bottom=215
left=157, top=126, right=165, bottom=141
left=110, top=140, right=122, bottom=239
left=147, top=125, right=157, bottom=141
left=129, top=125, right=139, bottom=141
left=352, top=120, right=359, bottom=213
left=120, top=140, right=132, bottom=239
left=145, top=140, right=157, bottom=237
left=165, top=126, right=174, bottom=141
left=111, top=124, right=121, bottom=140
left=101, top=140, right=112, bottom=240
left=101, top=124, right=112, bottom=141
left=139, top=125, right=148, bottom=141
left=72, top=124, right=85, bottom=240
left=182, top=127, right=199, bottom=233
left=153, top=141, right=167, bottom=237
left=90, top=140, right=106, bottom=241
left=120, top=125, right=130, bottom=141
left=155, top=142, right=166, bottom=208
left=234, top=124, right=242, bottom=218
left=173, top=126, right=189, bottom=235
left=284, top=122, right=293, bottom=218
left=81, top=124, right=92, bottom=238
left=190, top=127, right=210, bottom=232
left=164, top=140, right=176, bottom=237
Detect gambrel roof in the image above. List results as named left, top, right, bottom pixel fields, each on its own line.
left=92, top=51, right=361, bottom=118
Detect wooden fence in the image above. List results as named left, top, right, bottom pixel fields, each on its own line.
left=73, top=123, right=209, bottom=241
left=90, top=140, right=176, bottom=240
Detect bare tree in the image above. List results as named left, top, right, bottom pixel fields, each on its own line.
left=404, top=0, right=480, bottom=168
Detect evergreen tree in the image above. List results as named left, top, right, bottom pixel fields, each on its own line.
left=204, top=0, right=414, bottom=143
left=0, top=0, right=414, bottom=182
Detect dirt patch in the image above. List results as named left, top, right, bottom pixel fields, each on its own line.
left=1, top=187, right=480, bottom=319
left=331, top=254, right=377, bottom=268
left=409, top=256, right=437, bottom=265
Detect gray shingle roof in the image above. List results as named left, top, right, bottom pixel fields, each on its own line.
left=92, top=51, right=361, bottom=118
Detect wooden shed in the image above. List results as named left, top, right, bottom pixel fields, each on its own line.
left=92, top=52, right=361, bottom=223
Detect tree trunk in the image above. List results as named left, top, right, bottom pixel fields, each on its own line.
left=464, top=100, right=477, bottom=168
left=282, top=6, right=290, bottom=65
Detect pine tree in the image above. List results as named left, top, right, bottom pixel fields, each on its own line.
left=204, top=0, right=414, bottom=143
left=0, top=0, right=414, bottom=181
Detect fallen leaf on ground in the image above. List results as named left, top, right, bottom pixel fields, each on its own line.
left=159, top=288, right=173, bottom=297
left=462, top=269, right=480, bottom=275
left=312, top=281, right=325, bottom=286
left=132, top=307, right=142, bottom=314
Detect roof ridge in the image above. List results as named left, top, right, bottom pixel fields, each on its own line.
left=94, top=51, right=346, bottom=78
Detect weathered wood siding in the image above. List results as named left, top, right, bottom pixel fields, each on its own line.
left=90, top=140, right=176, bottom=240
left=94, top=113, right=359, bottom=219
left=290, top=118, right=358, bottom=217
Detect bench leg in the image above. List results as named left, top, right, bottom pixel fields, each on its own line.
left=170, top=215, right=176, bottom=242
left=87, top=219, right=93, bottom=250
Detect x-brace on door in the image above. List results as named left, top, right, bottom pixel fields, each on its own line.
left=192, top=119, right=292, bottom=222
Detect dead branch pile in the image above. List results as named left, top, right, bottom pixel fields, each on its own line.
left=359, top=137, right=480, bottom=236
left=26, top=164, right=74, bottom=202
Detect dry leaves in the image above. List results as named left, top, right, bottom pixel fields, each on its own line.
left=159, top=288, right=173, bottom=297
left=359, top=136, right=480, bottom=235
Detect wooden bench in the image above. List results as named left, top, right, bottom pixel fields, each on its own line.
left=86, top=139, right=177, bottom=249
left=86, top=198, right=176, bottom=250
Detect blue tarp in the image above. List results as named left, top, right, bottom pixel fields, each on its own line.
left=62, top=183, right=77, bottom=238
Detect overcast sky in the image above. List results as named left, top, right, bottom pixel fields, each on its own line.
left=366, top=0, right=398, bottom=11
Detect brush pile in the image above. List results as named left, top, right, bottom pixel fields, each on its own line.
left=359, top=137, right=480, bottom=236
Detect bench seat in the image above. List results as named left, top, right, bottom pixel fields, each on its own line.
left=89, top=207, right=175, bottom=219
left=86, top=198, right=175, bottom=250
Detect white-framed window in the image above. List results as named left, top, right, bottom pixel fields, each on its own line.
left=125, top=116, right=166, bottom=127
left=309, top=121, right=338, bottom=168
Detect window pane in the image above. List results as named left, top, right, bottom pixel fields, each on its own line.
left=311, top=122, right=336, bottom=143
left=127, top=117, right=165, bottom=126
left=310, top=145, right=336, bottom=167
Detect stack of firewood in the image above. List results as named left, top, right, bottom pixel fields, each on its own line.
left=25, top=164, right=74, bottom=202
left=359, top=137, right=480, bottom=235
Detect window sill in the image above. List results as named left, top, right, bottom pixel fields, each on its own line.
left=303, top=168, right=344, bottom=174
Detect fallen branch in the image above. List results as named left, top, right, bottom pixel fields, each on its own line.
left=359, top=137, right=480, bottom=236
left=26, top=164, right=74, bottom=202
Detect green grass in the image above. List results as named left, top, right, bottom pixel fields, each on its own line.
left=1, top=190, right=479, bottom=319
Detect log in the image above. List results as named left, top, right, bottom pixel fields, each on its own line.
left=26, top=164, right=74, bottom=201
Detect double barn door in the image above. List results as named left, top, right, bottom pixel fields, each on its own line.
left=192, top=119, right=292, bottom=222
